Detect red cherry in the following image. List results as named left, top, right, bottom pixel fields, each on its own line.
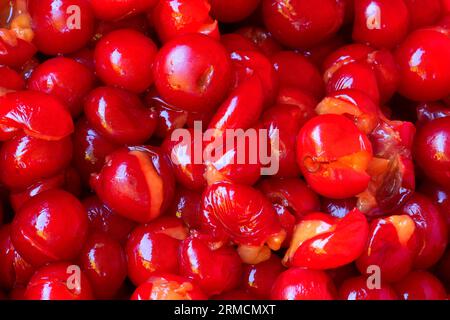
left=321, top=197, right=357, bottom=218
left=241, top=255, right=285, bottom=299
left=353, top=0, right=409, bottom=49
left=166, top=188, right=202, bottom=229
left=179, top=236, right=242, bottom=296
left=151, top=0, right=219, bottom=43
left=236, top=26, right=282, bottom=57
left=262, top=0, right=345, bottom=48
left=0, top=91, right=74, bottom=141
left=201, top=182, right=284, bottom=248
left=25, top=262, right=93, bottom=300
left=283, top=209, right=369, bottom=270
left=404, top=0, right=443, bottom=30
left=394, top=193, right=448, bottom=269
left=275, top=87, right=317, bottom=124
left=153, top=34, right=232, bottom=113
left=220, top=34, right=259, bottom=53
left=0, top=225, right=34, bottom=291
left=356, top=215, right=419, bottom=282
left=210, top=0, right=261, bottom=23
left=126, top=217, right=187, bottom=286
left=394, top=271, right=447, bottom=300
left=11, top=190, right=88, bottom=267
left=414, top=117, right=450, bottom=188
left=395, top=28, right=450, bottom=101
left=84, top=86, right=156, bottom=145
left=339, top=276, right=399, bottom=300
left=416, top=102, right=450, bottom=125
left=83, top=196, right=136, bottom=244
left=271, top=268, right=336, bottom=300
left=131, top=274, right=207, bottom=300
left=72, top=118, right=120, bottom=185
left=0, top=37, right=36, bottom=68
left=91, top=146, right=175, bottom=224
left=29, top=0, right=95, bottom=55
left=78, top=232, right=127, bottom=299
left=297, top=114, right=373, bottom=199
left=90, top=0, right=157, bottom=21
left=0, top=134, right=72, bottom=191
left=436, top=249, right=450, bottom=290
left=27, top=57, right=95, bottom=117
left=272, top=51, right=325, bottom=100
left=94, top=29, right=158, bottom=93
left=0, top=66, right=25, bottom=90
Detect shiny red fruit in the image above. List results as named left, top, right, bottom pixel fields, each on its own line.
left=94, top=29, right=157, bottom=93
left=283, top=209, right=369, bottom=270
left=126, top=217, right=187, bottom=286
left=339, top=276, right=398, bottom=300
left=236, top=26, right=282, bottom=57
left=210, top=0, right=261, bottom=23
left=84, top=87, right=156, bottom=145
left=395, top=28, right=450, bottom=101
left=262, top=0, right=345, bottom=48
left=297, top=114, right=373, bottom=199
left=29, top=0, right=95, bottom=55
left=78, top=232, right=127, bottom=299
left=91, top=146, right=175, bottom=224
left=24, top=262, right=93, bottom=300
left=0, top=66, right=25, bottom=90
left=271, top=268, right=336, bottom=300
left=166, top=188, right=202, bottom=229
left=179, top=236, right=242, bottom=296
left=404, top=0, right=443, bottom=30
left=394, top=271, right=447, bottom=300
left=414, top=117, right=450, bottom=188
left=353, top=0, right=409, bottom=49
left=131, top=274, right=206, bottom=300
left=28, top=57, right=95, bottom=117
left=356, top=215, right=419, bottom=282
left=0, top=91, right=74, bottom=141
left=0, top=134, right=72, bottom=190
left=90, top=0, right=157, bottom=21
left=153, top=34, right=232, bottom=113
left=11, top=190, right=88, bottom=267
left=151, top=0, right=218, bottom=43
left=83, top=196, right=135, bottom=244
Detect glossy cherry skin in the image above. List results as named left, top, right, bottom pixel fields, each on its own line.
left=272, top=51, right=324, bottom=100
left=220, top=34, right=259, bottom=53
left=414, top=117, right=450, bottom=188
left=91, top=146, right=175, bottom=224
left=321, top=197, right=357, bottom=219
left=419, top=182, right=450, bottom=243
left=0, top=66, right=25, bottom=90
left=416, top=102, right=450, bottom=126
left=11, top=190, right=88, bottom=267
left=436, top=249, right=450, bottom=290
left=297, top=114, right=373, bottom=199
left=84, top=87, right=156, bottom=145
left=0, top=36, right=36, bottom=68
left=271, top=268, right=336, bottom=300
left=394, top=271, right=447, bottom=300
left=151, top=0, right=218, bottom=43
left=9, top=168, right=81, bottom=212
left=83, top=196, right=135, bottom=244
left=166, top=188, right=202, bottom=229
left=29, top=0, right=95, bottom=55
left=284, top=210, right=369, bottom=270
left=0, top=91, right=74, bottom=141
left=27, top=57, right=95, bottom=117
left=236, top=26, right=282, bottom=57
left=0, top=134, right=72, bottom=191
left=241, top=255, right=285, bottom=299
left=153, top=34, right=232, bottom=113
left=78, top=232, right=127, bottom=299
left=0, top=225, right=34, bottom=291
left=394, top=193, right=448, bottom=269
left=395, top=28, right=450, bottom=101
left=339, top=276, right=398, bottom=300
left=210, top=0, right=260, bottom=23
left=131, top=274, right=207, bottom=300
left=179, top=236, right=243, bottom=297
left=262, top=0, right=344, bottom=49
left=90, top=0, right=157, bottom=21
left=404, top=0, right=443, bottom=30
left=94, top=29, right=157, bottom=93
left=126, top=217, right=187, bottom=286
left=356, top=215, right=419, bottom=283
left=24, top=262, right=93, bottom=300
left=201, top=182, right=283, bottom=247
left=353, top=0, right=409, bottom=49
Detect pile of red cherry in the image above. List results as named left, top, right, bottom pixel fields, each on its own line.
left=0, top=0, right=450, bottom=301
